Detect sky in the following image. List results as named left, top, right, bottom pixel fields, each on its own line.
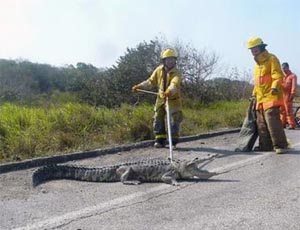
left=0, top=0, right=299, bottom=75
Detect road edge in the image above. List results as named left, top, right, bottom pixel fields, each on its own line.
left=0, top=128, right=240, bottom=174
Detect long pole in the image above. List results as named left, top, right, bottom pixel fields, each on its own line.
left=136, top=89, right=158, bottom=95
left=135, top=88, right=173, bottom=161
left=165, top=97, right=173, bottom=161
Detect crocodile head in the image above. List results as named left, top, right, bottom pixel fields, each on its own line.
left=176, top=156, right=218, bottom=180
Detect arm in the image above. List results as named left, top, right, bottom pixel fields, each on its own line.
left=291, top=74, right=297, bottom=95
left=289, top=74, right=297, bottom=101
left=132, top=67, right=158, bottom=92
left=166, top=74, right=181, bottom=96
left=270, top=56, right=284, bottom=92
left=252, top=85, right=257, bottom=98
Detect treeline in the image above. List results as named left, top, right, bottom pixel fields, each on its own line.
left=0, top=38, right=253, bottom=107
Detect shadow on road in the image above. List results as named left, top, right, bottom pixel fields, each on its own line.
left=181, top=178, right=240, bottom=183
left=283, top=149, right=300, bottom=155
left=174, top=146, right=263, bottom=157
left=175, top=146, right=299, bottom=158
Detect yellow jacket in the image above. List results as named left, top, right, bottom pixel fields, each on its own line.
left=252, top=50, right=284, bottom=110
left=139, top=64, right=182, bottom=111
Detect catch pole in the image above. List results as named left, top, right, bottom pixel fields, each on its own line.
left=136, top=89, right=158, bottom=95
left=135, top=88, right=173, bottom=161
left=165, top=97, right=173, bottom=161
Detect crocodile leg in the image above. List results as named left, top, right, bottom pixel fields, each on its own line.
left=117, top=166, right=141, bottom=185
left=161, top=171, right=178, bottom=186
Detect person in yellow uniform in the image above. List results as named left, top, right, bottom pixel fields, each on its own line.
left=132, top=48, right=183, bottom=148
left=247, top=37, right=288, bottom=154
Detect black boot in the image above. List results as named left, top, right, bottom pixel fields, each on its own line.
left=154, top=138, right=166, bottom=148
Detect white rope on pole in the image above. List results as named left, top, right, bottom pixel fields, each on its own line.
left=165, top=97, right=173, bottom=162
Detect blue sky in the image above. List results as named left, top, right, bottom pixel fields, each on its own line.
left=0, top=0, right=299, bottom=75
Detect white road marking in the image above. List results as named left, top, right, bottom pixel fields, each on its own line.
left=15, top=142, right=300, bottom=230
left=292, top=142, right=300, bottom=147
left=15, top=184, right=171, bottom=230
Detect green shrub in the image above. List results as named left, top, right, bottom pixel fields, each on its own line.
left=0, top=100, right=248, bottom=163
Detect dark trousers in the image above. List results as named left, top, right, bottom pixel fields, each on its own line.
left=153, top=105, right=183, bottom=144
left=256, top=106, right=288, bottom=150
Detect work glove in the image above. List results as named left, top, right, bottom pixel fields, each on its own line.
left=131, top=84, right=140, bottom=93
left=163, top=89, right=171, bottom=98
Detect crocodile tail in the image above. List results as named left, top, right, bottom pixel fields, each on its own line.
left=32, top=164, right=119, bottom=187
left=32, top=164, right=82, bottom=187
left=32, top=164, right=66, bottom=187
left=32, top=164, right=90, bottom=187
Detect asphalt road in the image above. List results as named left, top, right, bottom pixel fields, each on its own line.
left=0, top=129, right=299, bottom=230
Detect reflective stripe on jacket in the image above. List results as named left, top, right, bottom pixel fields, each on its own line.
left=252, top=50, right=284, bottom=110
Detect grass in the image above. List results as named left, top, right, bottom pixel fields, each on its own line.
left=0, top=100, right=248, bottom=163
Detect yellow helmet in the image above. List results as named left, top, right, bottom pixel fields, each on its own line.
left=247, top=37, right=267, bottom=49
left=161, top=48, right=178, bottom=59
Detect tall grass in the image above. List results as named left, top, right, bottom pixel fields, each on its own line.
left=0, top=100, right=248, bottom=163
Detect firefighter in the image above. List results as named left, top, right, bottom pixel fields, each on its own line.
left=132, top=48, right=183, bottom=148
left=280, top=62, right=297, bottom=129
left=247, top=37, right=288, bottom=154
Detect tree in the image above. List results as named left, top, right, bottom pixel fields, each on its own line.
left=105, top=40, right=161, bottom=107
left=0, top=37, right=254, bottom=107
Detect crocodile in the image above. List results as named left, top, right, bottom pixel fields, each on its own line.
left=32, top=155, right=221, bottom=187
